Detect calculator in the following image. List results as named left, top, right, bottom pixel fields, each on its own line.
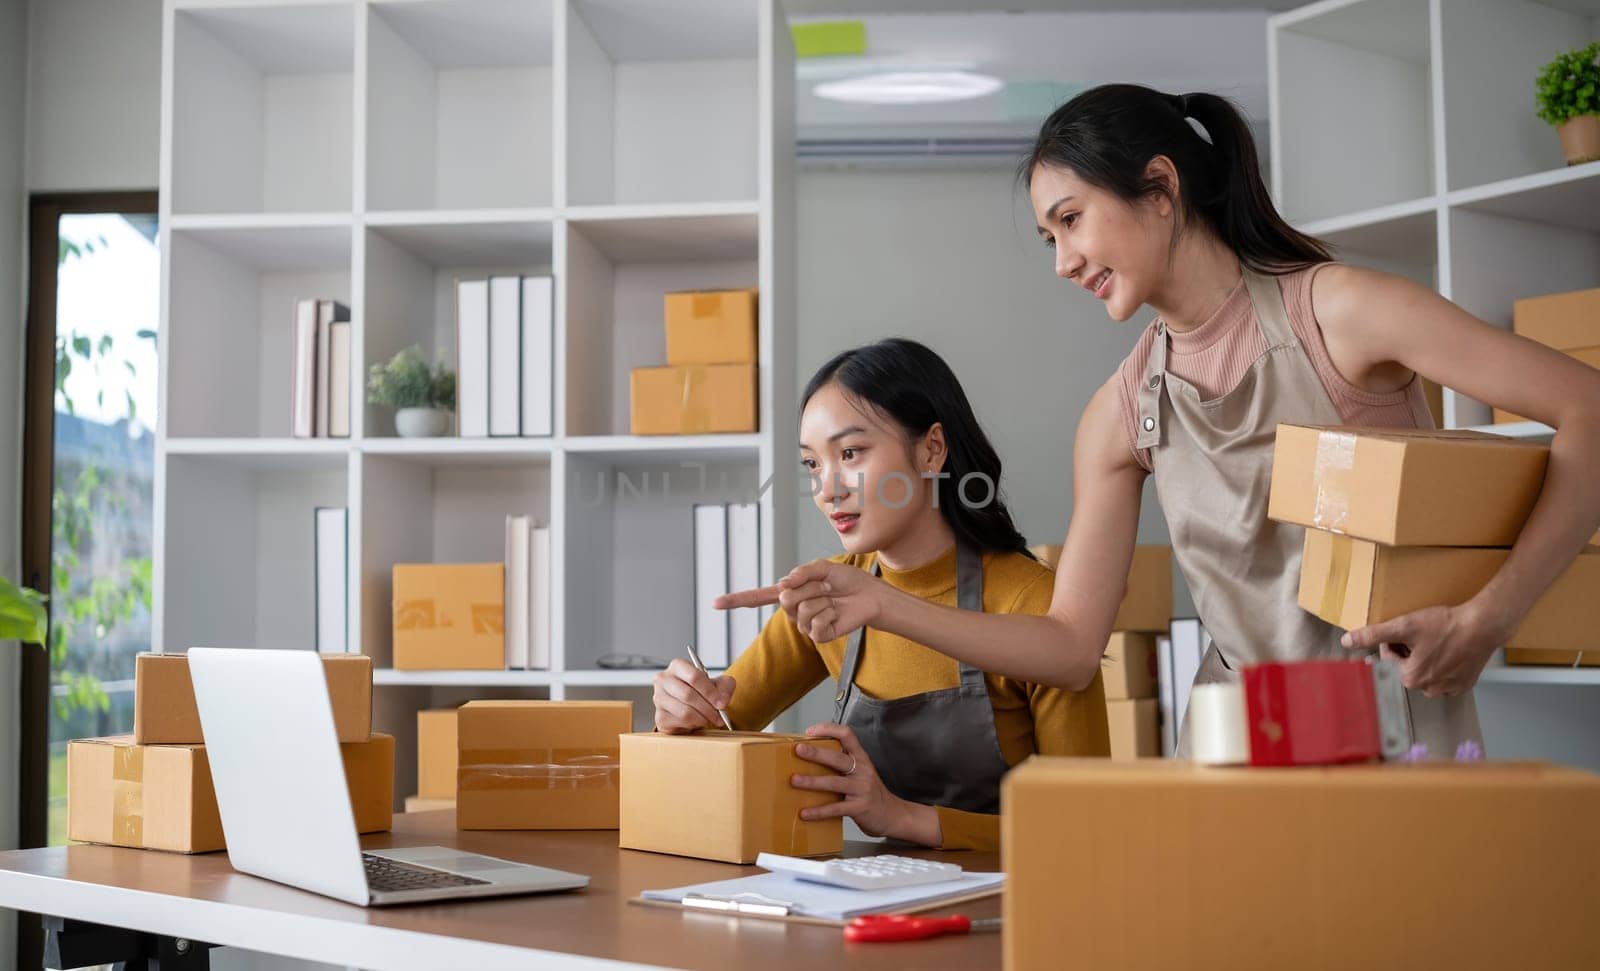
left=755, top=853, right=964, bottom=891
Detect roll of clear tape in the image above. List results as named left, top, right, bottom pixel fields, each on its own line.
left=1189, top=682, right=1250, bottom=765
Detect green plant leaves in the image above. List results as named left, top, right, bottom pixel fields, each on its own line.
left=367, top=345, right=456, bottom=411
left=0, top=575, right=49, bottom=646
left=1537, top=42, right=1600, bottom=125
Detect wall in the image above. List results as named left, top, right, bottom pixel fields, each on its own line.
left=1, top=0, right=29, bottom=963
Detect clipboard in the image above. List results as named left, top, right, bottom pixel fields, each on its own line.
left=630, top=870, right=1005, bottom=928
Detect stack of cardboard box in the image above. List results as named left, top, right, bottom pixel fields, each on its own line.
left=68, top=652, right=391, bottom=853
left=1032, top=544, right=1172, bottom=758
left=629, top=288, right=758, bottom=436
left=1494, top=287, right=1600, bottom=425
left=1270, top=423, right=1599, bottom=667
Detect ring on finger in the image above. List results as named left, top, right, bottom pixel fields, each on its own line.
left=844, top=754, right=857, bottom=776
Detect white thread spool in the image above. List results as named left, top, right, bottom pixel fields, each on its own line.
left=1189, top=682, right=1250, bottom=765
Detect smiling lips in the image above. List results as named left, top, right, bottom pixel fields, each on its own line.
left=1086, top=269, right=1113, bottom=299
left=830, top=512, right=860, bottom=534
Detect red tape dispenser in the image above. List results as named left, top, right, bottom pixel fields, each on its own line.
left=1241, top=659, right=1411, bottom=766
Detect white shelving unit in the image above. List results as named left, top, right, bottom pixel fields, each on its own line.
left=153, top=0, right=797, bottom=800
left=1270, top=0, right=1600, bottom=744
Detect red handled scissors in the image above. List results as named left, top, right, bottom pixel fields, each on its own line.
left=843, top=914, right=1002, bottom=943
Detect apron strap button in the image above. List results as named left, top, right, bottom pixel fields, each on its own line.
left=1156, top=321, right=1166, bottom=335
left=1143, top=416, right=1156, bottom=432
left=1148, top=374, right=1160, bottom=389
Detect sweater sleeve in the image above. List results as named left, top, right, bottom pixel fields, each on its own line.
left=721, top=609, right=830, bottom=732
left=1011, top=569, right=1112, bottom=758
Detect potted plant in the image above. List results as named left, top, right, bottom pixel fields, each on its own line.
left=367, top=346, right=457, bottom=437
left=0, top=575, right=48, bottom=647
left=1537, top=41, right=1600, bottom=166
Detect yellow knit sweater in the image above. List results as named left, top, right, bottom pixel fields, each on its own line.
left=723, top=544, right=1109, bottom=851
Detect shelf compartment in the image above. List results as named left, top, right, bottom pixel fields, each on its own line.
left=1450, top=161, right=1600, bottom=234
left=563, top=220, right=757, bottom=437
left=161, top=453, right=349, bottom=655
left=1304, top=199, right=1437, bottom=287
left=562, top=452, right=760, bottom=673
left=366, top=0, right=556, bottom=212
left=358, top=451, right=552, bottom=669
left=1439, top=0, right=1600, bottom=192
left=362, top=218, right=555, bottom=439
left=166, top=224, right=353, bottom=438
left=1271, top=0, right=1434, bottom=224
left=565, top=0, right=758, bottom=207
left=171, top=3, right=355, bottom=215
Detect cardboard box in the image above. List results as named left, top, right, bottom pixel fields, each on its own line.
left=1503, top=648, right=1600, bottom=667
left=1104, top=699, right=1159, bottom=760
left=1001, top=758, right=1600, bottom=970
left=392, top=563, right=504, bottom=670
left=1268, top=423, right=1548, bottom=546
left=456, top=701, right=633, bottom=830
left=134, top=651, right=372, bottom=745
left=629, top=364, right=756, bottom=436
left=1102, top=632, right=1157, bottom=700
left=67, top=738, right=224, bottom=853
left=1513, top=286, right=1600, bottom=352
left=1494, top=345, right=1600, bottom=423
left=417, top=708, right=459, bottom=799
left=619, top=731, right=844, bottom=863
left=1030, top=544, right=1172, bottom=633
left=68, top=733, right=394, bottom=854
left=665, top=288, right=757, bottom=365
left=1299, top=529, right=1600, bottom=651
left=405, top=794, right=457, bottom=813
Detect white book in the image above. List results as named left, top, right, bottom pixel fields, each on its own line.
left=314, top=507, right=348, bottom=652
left=726, top=502, right=761, bottom=660
left=520, top=275, right=554, bottom=437
left=290, top=299, right=317, bottom=438
left=456, top=280, right=490, bottom=437
left=1155, top=633, right=1176, bottom=757
left=328, top=319, right=351, bottom=439
left=1169, top=618, right=1205, bottom=749
left=504, top=514, right=532, bottom=670
left=693, top=504, right=730, bottom=668
left=488, top=276, right=521, bottom=437
left=530, top=524, right=552, bottom=669
left=313, top=300, right=349, bottom=437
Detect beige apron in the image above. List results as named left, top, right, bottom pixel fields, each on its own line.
left=1135, top=268, right=1482, bottom=758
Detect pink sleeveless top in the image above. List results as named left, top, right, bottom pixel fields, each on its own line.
left=1115, top=262, right=1434, bottom=472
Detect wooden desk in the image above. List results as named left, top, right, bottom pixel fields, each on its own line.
left=0, top=811, right=1002, bottom=970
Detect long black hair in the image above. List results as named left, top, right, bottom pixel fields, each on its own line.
left=801, top=338, right=1032, bottom=558
left=1019, top=84, right=1330, bottom=273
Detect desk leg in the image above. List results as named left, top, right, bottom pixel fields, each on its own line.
left=41, top=916, right=216, bottom=970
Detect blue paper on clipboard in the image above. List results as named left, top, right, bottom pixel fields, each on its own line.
left=641, top=870, right=1005, bottom=921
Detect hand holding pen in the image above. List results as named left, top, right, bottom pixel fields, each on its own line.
left=651, top=645, right=736, bottom=733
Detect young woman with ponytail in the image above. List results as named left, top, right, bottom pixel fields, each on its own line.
left=653, top=338, right=1108, bottom=851
left=725, top=85, right=1600, bottom=757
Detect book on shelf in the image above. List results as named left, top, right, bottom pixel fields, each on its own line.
left=314, top=506, right=348, bottom=652
left=290, top=298, right=350, bottom=439
left=1158, top=619, right=1208, bottom=757
left=693, top=504, right=730, bottom=668
left=503, top=514, right=553, bottom=671
left=457, top=280, right=490, bottom=438
left=456, top=275, right=554, bottom=440
left=725, top=502, right=761, bottom=661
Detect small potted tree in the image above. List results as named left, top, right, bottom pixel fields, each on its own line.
left=0, top=575, right=48, bottom=648
left=367, top=346, right=457, bottom=437
left=1537, top=41, right=1600, bottom=166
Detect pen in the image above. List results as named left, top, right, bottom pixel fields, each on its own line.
left=684, top=643, right=734, bottom=731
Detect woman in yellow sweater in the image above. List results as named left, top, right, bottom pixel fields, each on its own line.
left=652, top=338, right=1108, bottom=851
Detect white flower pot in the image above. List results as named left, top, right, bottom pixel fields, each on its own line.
left=395, top=407, right=451, bottom=438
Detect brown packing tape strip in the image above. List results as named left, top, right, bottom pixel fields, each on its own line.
left=458, top=748, right=620, bottom=793
left=680, top=367, right=710, bottom=434
left=112, top=744, right=144, bottom=847
left=1319, top=533, right=1354, bottom=624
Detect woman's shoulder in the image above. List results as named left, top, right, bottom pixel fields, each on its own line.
left=981, top=549, right=1055, bottom=611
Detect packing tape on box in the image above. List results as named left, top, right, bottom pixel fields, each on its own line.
left=1312, top=429, right=1356, bottom=533
left=1189, top=683, right=1250, bottom=765
left=1318, top=533, right=1354, bottom=623
left=679, top=367, right=710, bottom=434
left=112, top=744, right=144, bottom=846
left=692, top=292, right=721, bottom=319
left=457, top=748, right=620, bottom=792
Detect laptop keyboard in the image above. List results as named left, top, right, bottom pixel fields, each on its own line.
left=363, top=853, right=491, bottom=893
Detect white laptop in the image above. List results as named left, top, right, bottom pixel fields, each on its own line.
left=187, top=647, right=589, bottom=907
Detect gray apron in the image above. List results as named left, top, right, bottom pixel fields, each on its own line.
left=831, top=544, right=1012, bottom=814
left=1135, top=268, right=1482, bottom=758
